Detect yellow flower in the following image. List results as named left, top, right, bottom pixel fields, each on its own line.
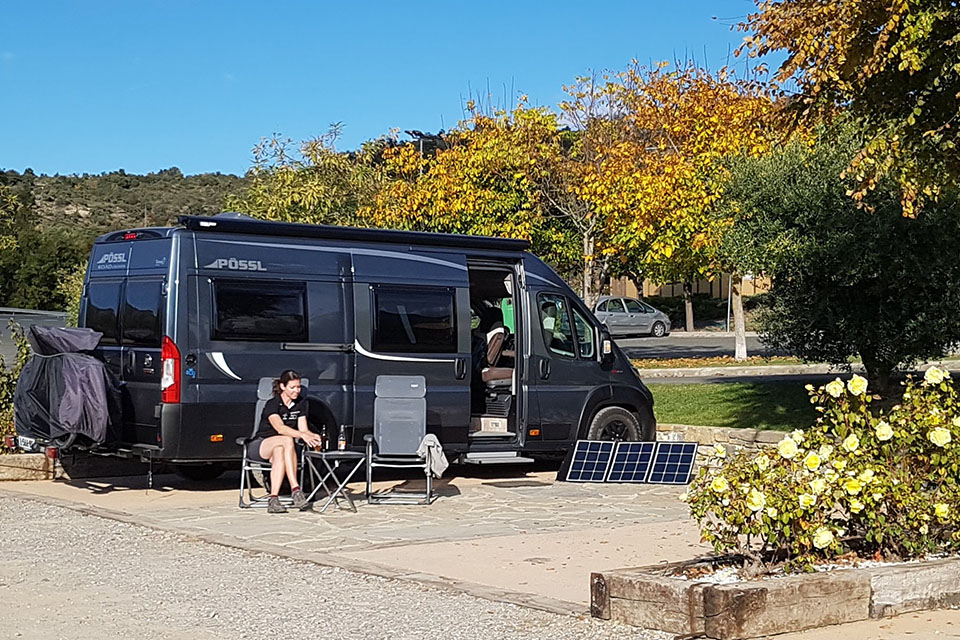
left=713, top=444, right=727, bottom=459
left=799, top=493, right=817, bottom=508
left=953, top=417, right=960, bottom=428
left=755, top=453, right=770, bottom=471
left=825, top=378, right=845, bottom=398
left=791, top=429, right=805, bottom=444
left=746, top=489, right=766, bottom=512
left=844, top=478, right=863, bottom=495
left=766, top=506, right=778, bottom=518
left=924, top=366, right=948, bottom=385
left=858, top=469, right=875, bottom=484
left=936, top=503, right=950, bottom=518
left=847, top=375, right=868, bottom=396
left=818, top=444, right=834, bottom=460
left=833, top=459, right=847, bottom=472
left=812, top=527, right=835, bottom=549
left=803, top=452, right=822, bottom=471
left=842, top=433, right=860, bottom=453
left=810, top=478, right=827, bottom=494
left=875, top=421, right=894, bottom=441
left=710, top=476, right=729, bottom=493
left=849, top=498, right=864, bottom=514
left=778, top=437, right=799, bottom=460
left=804, top=384, right=815, bottom=392
left=929, top=427, right=952, bottom=448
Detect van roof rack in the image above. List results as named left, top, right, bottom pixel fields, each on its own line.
left=178, top=215, right=531, bottom=252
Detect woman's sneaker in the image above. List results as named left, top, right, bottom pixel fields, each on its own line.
left=291, top=488, right=311, bottom=510
left=267, top=496, right=287, bottom=513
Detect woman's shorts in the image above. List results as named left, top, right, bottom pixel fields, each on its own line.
left=246, top=438, right=268, bottom=463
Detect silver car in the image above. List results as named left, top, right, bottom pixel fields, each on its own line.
left=594, top=296, right=671, bottom=338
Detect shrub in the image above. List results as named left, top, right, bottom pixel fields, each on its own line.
left=685, top=368, right=960, bottom=572
left=0, top=321, right=30, bottom=452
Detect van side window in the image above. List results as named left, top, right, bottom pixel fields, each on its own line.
left=213, top=280, right=308, bottom=342
left=122, top=279, right=163, bottom=347
left=372, top=286, right=456, bottom=353
left=538, top=293, right=576, bottom=358
left=84, top=281, right=122, bottom=346
left=572, top=307, right=596, bottom=359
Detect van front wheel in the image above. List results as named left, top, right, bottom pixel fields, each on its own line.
left=587, top=407, right=640, bottom=442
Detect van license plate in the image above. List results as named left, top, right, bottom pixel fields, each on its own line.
left=16, top=436, right=36, bottom=451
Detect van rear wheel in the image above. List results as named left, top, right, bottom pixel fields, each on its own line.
left=587, top=406, right=641, bottom=442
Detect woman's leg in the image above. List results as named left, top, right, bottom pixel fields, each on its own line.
left=259, top=436, right=293, bottom=494
left=282, top=436, right=300, bottom=487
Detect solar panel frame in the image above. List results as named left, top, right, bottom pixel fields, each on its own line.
left=564, top=440, right=615, bottom=483
left=647, top=441, right=698, bottom=485
left=606, top=441, right=657, bottom=483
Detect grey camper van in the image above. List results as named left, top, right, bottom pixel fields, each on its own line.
left=77, top=214, right=655, bottom=471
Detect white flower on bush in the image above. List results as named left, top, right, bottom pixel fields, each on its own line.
left=713, top=444, right=727, bottom=458
left=825, top=378, right=845, bottom=398
left=810, top=477, right=827, bottom=494
left=803, top=452, right=822, bottom=471
left=920, top=524, right=930, bottom=535
left=842, top=433, right=860, bottom=453
left=791, top=429, right=805, bottom=444
left=936, top=503, right=950, bottom=519
left=812, top=527, right=835, bottom=549
left=929, top=427, right=952, bottom=448
left=872, top=492, right=883, bottom=501
left=825, top=469, right=839, bottom=483
left=766, top=506, right=778, bottom=518
left=875, top=421, right=894, bottom=441
left=678, top=492, right=688, bottom=502
left=849, top=498, right=865, bottom=514
left=710, top=475, right=729, bottom=493
left=799, top=493, right=817, bottom=508
left=953, top=417, right=960, bottom=428
left=778, top=437, right=800, bottom=460
left=818, top=444, right=834, bottom=460
left=924, top=366, right=949, bottom=385
left=755, top=453, right=770, bottom=471
left=746, top=489, right=766, bottom=512
left=847, top=375, right=868, bottom=396
left=858, top=468, right=875, bottom=484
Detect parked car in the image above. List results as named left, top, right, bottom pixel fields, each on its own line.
left=28, top=213, right=658, bottom=477
left=594, top=296, right=671, bottom=338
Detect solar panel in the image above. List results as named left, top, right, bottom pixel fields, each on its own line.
left=565, top=440, right=615, bottom=482
left=606, top=442, right=656, bottom=483
left=647, top=442, right=698, bottom=485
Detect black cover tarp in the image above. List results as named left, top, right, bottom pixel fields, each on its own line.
left=14, top=326, right=122, bottom=447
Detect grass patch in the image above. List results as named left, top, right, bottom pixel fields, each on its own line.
left=633, top=355, right=804, bottom=369
left=649, top=382, right=816, bottom=432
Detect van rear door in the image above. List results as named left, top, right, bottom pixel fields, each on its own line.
left=119, top=277, right=164, bottom=446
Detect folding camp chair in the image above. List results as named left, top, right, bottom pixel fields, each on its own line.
left=365, top=375, right=433, bottom=505
left=237, top=376, right=309, bottom=508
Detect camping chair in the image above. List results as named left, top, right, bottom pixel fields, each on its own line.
left=364, top=375, right=433, bottom=505
left=237, top=376, right=309, bottom=508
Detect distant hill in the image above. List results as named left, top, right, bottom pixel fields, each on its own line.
left=1, top=167, right=248, bottom=233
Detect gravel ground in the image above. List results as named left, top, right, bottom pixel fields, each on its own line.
left=0, top=495, right=667, bottom=640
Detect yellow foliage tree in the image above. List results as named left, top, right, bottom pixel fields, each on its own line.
left=739, top=0, right=960, bottom=215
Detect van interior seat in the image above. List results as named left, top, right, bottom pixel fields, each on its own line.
left=480, top=307, right=512, bottom=384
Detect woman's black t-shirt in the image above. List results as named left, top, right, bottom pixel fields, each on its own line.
left=255, top=395, right=309, bottom=440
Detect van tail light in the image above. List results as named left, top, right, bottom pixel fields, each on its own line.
left=45, top=446, right=59, bottom=460
left=3, top=435, right=16, bottom=448
left=161, top=336, right=181, bottom=404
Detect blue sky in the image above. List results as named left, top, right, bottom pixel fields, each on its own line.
left=0, top=1, right=762, bottom=176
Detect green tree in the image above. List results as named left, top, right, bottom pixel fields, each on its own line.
left=722, top=126, right=960, bottom=390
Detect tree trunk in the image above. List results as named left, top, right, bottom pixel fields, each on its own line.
left=861, top=356, right=892, bottom=396
left=683, top=282, right=694, bottom=332
left=731, top=275, right=748, bottom=360
left=581, top=234, right=600, bottom=307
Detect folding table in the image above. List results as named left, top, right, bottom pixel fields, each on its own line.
left=302, top=450, right=366, bottom=513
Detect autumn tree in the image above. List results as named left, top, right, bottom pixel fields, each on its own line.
left=563, top=62, right=781, bottom=335
left=740, top=0, right=960, bottom=215
left=228, top=125, right=390, bottom=226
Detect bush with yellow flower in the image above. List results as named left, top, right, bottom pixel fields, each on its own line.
left=685, top=368, right=960, bottom=571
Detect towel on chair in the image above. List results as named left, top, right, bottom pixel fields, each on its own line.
left=416, top=434, right=449, bottom=478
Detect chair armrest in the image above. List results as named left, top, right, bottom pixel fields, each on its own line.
left=236, top=437, right=251, bottom=446
left=364, top=434, right=373, bottom=443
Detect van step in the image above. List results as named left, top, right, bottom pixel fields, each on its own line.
left=468, top=430, right=516, bottom=438
left=461, top=452, right=535, bottom=465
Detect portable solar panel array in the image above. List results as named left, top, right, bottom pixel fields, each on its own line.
left=562, top=440, right=698, bottom=484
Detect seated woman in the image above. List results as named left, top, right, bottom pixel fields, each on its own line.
left=247, top=369, right=322, bottom=513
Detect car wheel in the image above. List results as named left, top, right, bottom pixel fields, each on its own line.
left=587, top=406, right=641, bottom=441
left=651, top=321, right=666, bottom=338
left=175, top=463, right=227, bottom=482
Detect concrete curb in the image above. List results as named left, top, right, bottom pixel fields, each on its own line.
left=0, top=487, right=587, bottom=618
left=655, top=331, right=759, bottom=338
left=637, top=359, right=960, bottom=379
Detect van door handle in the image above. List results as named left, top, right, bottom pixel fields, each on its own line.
left=539, top=359, right=551, bottom=379
left=455, top=358, right=466, bottom=380
left=128, top=350, right=136, bottom=370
